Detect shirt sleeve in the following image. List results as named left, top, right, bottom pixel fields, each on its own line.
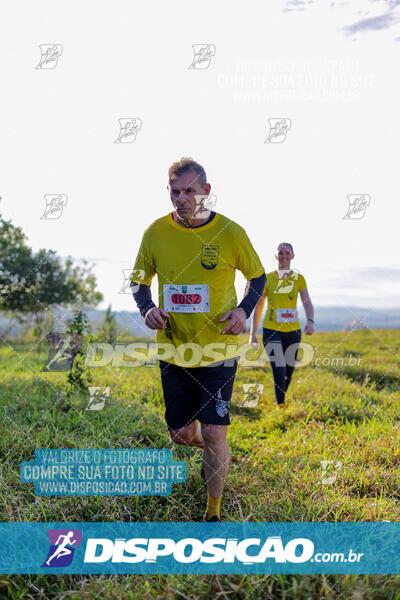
left=298, top=274, right=307, bottom=291
left=131, top=283, right=157, bottom=317
left=130, top=228, right=156, bottom=287
left=234, top=226, right=265, bottom=280
left=263, top=278, right=269, bottom=296
left=237, top=272, right=266, bottom=318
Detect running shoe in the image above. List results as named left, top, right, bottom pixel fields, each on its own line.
left=203, top=514, right=221, bottom=522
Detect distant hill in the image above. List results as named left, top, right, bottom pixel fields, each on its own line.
left=0, top=305, right=399, bottom=338
left=0, top=308, right=153, bottom=339
left=296, top=305, right=400, bottom=332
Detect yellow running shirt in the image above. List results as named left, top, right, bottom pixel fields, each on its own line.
left=262, top=270, right=307, bottom=332
left=131, top=212, right=265, bottom=367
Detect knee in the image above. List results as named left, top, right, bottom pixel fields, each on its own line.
left=169, top=427, right=194, bottom=445
left=201, top=424, right=226, bottom=449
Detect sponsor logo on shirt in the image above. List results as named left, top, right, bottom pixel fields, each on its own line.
left=201, top=245, right=219, bottom=270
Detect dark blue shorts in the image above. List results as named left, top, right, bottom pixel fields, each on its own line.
left=158, top=359, right=239, bottom=430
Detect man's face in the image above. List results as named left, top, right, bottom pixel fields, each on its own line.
left=168, top=170, right=211, bottom=219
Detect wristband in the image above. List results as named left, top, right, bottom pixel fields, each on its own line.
left=307, top=318, right=314, bottom=323
left=140, top=301, right=157, bottom=318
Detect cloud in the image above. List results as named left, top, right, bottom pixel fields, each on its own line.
left=341, top=10, right=400, bottom=34
left=282, top=0, right=400, bottom=37
left=283, top=0, right=314, bottom=12
left=356, top=266, right=400, bottom=280
left=301, top=266, right=400, bottom=308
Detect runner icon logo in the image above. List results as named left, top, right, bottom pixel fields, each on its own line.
left=40, top=194, right=68, bottom=220
left=42, top=529, right=82, bottom=568
left=239, top=383, right=264, bottom=408
left=188, top=44, right=216, bottom=70
left=35, top=44, right=63, bottom=69
left=42, top=333, right=82, bottom=372
left=343, top=194, right=371, bottom=220
left=274, top=270, right=299, bottom=294
left=86, top=387, right=110, bottom=411
left=114, top=118, right=142, bottom=144
left=264, top=118, right=292, bottom=143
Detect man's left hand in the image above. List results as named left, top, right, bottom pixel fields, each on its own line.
left=220, top=307, right=247, bottom=335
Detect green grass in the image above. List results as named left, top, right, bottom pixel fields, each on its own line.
left=0, top=329, right=400, bottom=598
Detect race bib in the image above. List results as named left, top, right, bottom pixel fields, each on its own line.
left=163, top=284, right=210, bottom=313
left=276, top=308, right=298, bottom=323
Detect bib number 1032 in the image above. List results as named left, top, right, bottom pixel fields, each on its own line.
left=163, top=284, right=210, bottom=313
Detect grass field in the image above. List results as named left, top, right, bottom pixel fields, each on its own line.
left=0, top=329, right=399, bottom=599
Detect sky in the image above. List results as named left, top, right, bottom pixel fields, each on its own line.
left=0, top=0, right=399, bottom=311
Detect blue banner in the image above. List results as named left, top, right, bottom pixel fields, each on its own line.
left=0, top=522, right=398, bottom=574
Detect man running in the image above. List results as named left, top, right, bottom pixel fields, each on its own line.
left=130, top=157, right=266, bottom=521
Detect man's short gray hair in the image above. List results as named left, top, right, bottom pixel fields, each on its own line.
left=168, top=157, right=207, bottom=187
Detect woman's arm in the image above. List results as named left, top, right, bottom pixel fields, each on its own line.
left=300, top=288, right=314, bottom=335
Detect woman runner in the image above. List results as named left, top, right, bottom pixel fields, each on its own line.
left=249, top=242, right=315, bottom=407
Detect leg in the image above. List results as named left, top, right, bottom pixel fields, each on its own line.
left=198, top=359, right=238, bottom=520
left=169, top=420, right=205, bottom=448
left=159, top=359, right=232, bottom=521
left=200, top=423, right=229, bottom=498
left=281, top=329, right=302, bottom=392
left=159, top=359, right=204, bottom=447
left=263, top=328, right=287, bottom=404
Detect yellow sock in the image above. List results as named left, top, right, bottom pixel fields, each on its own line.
left=203, top=494, right=222, bottom=520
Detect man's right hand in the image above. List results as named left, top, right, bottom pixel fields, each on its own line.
left=144, top=307, right=170, bottom=330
